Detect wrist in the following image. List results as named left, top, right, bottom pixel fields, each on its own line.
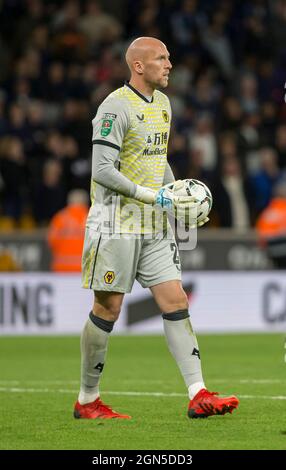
left=134, top=185, right=156, bottom=204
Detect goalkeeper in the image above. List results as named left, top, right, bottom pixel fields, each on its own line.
left=74, top=37, right=239, bottom=420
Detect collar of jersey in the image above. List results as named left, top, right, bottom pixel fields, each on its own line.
left=124, top=81, right=154, bottom=103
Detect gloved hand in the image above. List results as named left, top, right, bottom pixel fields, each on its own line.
left=197, top=217, right=209, bottom=227
left=134, top=181, right=210, bottom=228
left=188, top=216, right=210, bottom=229
left=155, top=182, right=200, bottom=226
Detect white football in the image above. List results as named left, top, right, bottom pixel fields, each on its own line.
left=171, top=179, right=213, bottom=224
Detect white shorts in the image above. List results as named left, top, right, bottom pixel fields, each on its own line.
left=81, top=228, right=182, bottom=293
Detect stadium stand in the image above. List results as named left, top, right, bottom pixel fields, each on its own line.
left=0, top=0, right=286, bottom=231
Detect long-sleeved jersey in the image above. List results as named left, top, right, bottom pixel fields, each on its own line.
left=87, top=81, right=173, bottom=234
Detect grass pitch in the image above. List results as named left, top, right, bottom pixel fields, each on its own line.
left=0, top=333, right=285, bottom=450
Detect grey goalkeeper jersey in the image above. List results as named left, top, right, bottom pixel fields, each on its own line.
left=86, top=82, right=175, bottom=233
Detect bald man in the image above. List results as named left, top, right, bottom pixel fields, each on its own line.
left=74, top=37, right=239, bottom=420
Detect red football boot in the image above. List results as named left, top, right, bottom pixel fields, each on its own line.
left=74, top=398, right=131, bottom=419
left=188, top=388, right=239, bottom=419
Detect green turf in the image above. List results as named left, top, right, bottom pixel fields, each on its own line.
left=0, top=333, right=285, bottom=450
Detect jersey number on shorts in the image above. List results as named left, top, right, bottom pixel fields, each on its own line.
left=170, top=242, right=180, bottom=266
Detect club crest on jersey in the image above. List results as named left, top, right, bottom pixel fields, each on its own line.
left=101, top=114, right=116, bottom=136
left=162, top=110, right=169, bottom=123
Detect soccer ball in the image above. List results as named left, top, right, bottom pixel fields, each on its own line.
left=171, top=179, right=213, bottom=224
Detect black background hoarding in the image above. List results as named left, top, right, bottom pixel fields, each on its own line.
left=0, top=229, right=271, bottom=272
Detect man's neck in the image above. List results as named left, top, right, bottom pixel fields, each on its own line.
left=128, top=78, right=154, bottom=98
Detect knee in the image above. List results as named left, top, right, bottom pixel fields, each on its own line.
left=92, top=300, right=121, bottom=322
left=163, top=291, right=189, bottom=313
left=105, top=304, right=121, bottom=322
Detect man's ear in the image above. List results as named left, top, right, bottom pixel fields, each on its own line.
left=133, top=60, right=144, bottom=75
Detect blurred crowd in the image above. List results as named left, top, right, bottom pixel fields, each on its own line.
left=0, top=0, right=286, bottom=231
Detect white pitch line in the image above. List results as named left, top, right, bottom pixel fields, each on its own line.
left=0, top=380, right=79, bottom=385
left=0, top=379, right=285, bottom=385
left=212, top=379, right=286, bottom=384
left=0, top=387, right=285, bottom=400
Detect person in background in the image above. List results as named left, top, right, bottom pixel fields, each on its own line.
left=250, top=147, right=281, bottom=215
left=34, top=159, right=67, bottom=225
left=47, top=189, right=88, bottom=272
left=256, top=179, right=286, bottom=269
left=211, top=155, right=252, bottom=229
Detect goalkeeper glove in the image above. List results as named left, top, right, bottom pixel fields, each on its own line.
left=154, top=182, right=200, bottom=225
left=135, top=181, right=191, bottom=207
left=188, top=216, right=209, bottom=229
left=197, top=217, right=209, bottom=228
left=134, top=182, right=209, bottom=227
